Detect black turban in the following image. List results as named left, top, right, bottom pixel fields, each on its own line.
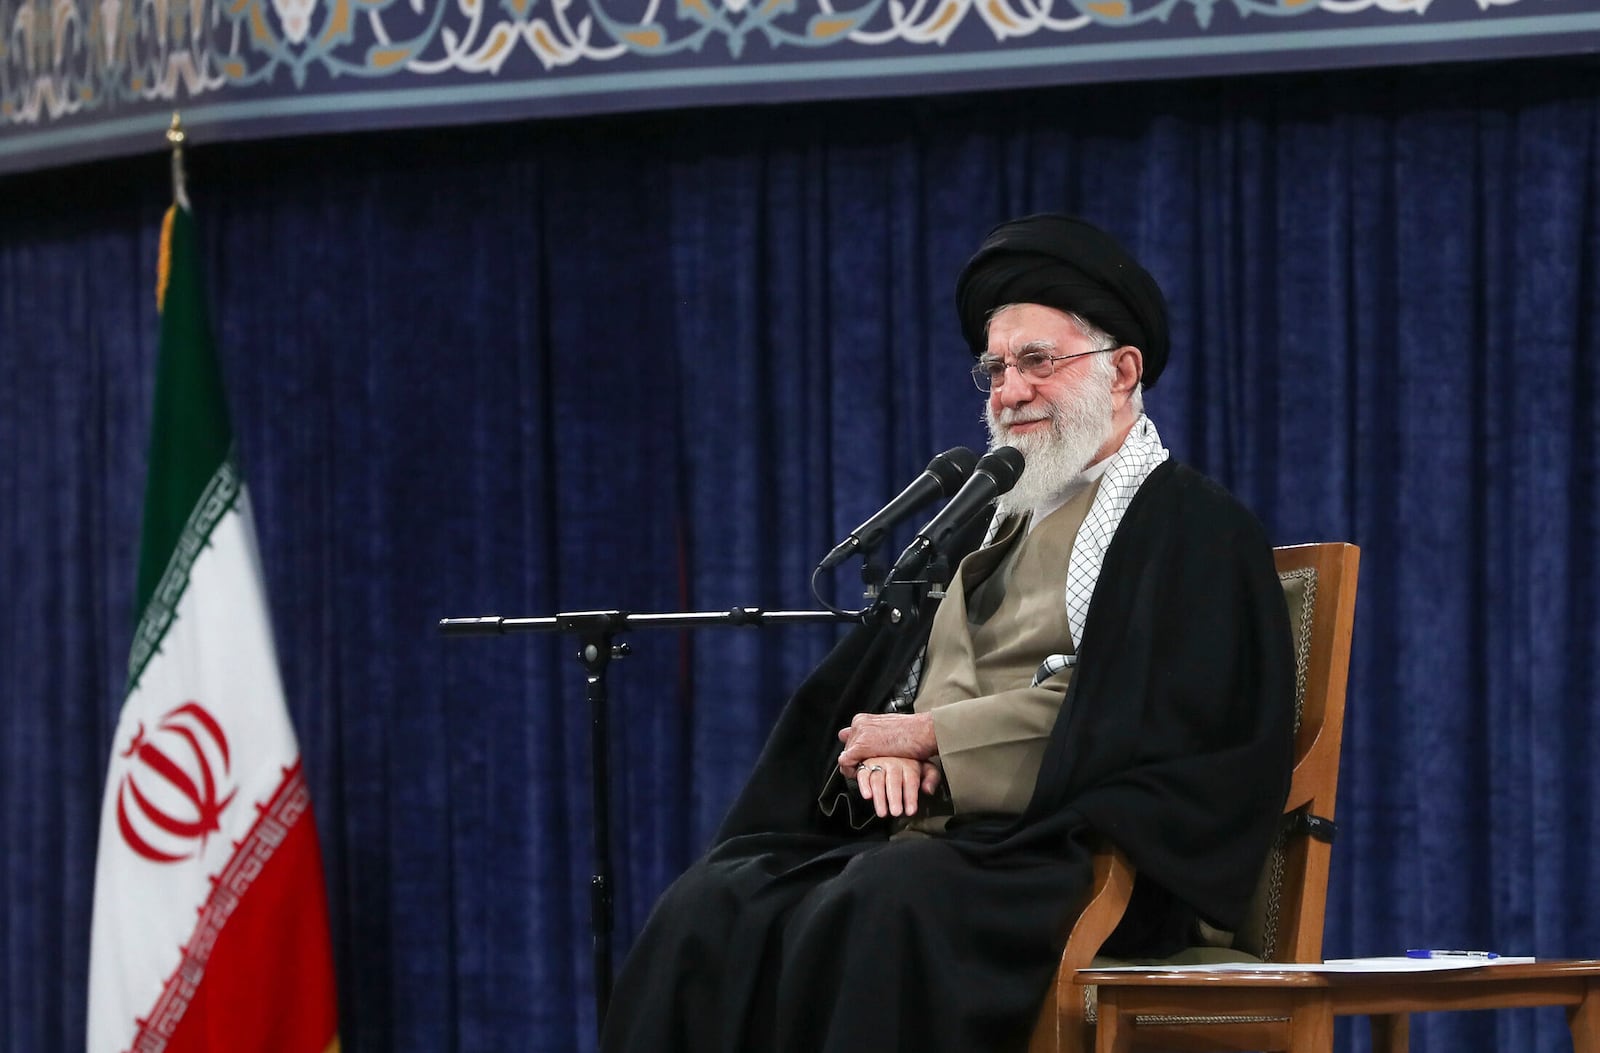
left=954, top=213, right=1170, bottom=388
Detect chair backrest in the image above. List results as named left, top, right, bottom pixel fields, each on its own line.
left=1232, top=542, right=1360, bottom=963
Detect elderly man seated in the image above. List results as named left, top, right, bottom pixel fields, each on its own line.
left=600, top=213, right=1294, bottom=1053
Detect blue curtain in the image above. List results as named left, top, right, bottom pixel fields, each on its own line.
left=3, top=59, right=1599, bottom=1053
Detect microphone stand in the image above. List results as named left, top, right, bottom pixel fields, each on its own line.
left=860, top=553, right=954, bottom=632
left=437, top=606, right=852, bottom=1032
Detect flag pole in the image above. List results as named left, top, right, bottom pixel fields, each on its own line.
left=167, top=111, right=190, bottom=210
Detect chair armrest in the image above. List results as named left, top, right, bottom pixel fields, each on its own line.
left=1062, top=840, right=1137, bottom=966
left=1029, top=839, right=1138, bottom=1053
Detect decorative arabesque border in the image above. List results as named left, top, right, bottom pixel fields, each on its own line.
left=1, top=0, right=1539, bottom=131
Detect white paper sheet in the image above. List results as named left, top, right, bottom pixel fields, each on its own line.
left=1085, top=955, right=1536, bottom=974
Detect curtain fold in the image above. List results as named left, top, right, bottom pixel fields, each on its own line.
left=4, top=59, right=1600, bottom=1053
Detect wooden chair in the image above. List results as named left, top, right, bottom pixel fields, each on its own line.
left=1028, top=541, right=1361, bottom=1053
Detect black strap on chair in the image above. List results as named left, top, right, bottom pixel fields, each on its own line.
left=1287, top=812, right=1338, bottom=843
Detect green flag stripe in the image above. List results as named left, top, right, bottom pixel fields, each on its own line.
left=134, top=205, right=234, bottom=621
left=126, top=456, right=241, bottom=692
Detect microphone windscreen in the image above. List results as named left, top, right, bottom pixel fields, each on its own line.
left=927, top=447, right=979, bottom=496
left=978, top=446, right=1025, bottom=493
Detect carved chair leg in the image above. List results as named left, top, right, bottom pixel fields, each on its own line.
left=1027, top=971, right=1092, bottom=1053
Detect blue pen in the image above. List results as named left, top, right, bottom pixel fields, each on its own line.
left=1405, top=949, right=1499, bottom=960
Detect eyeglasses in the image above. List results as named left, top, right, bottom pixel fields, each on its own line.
left=970, top=347, right=1115, bottom=392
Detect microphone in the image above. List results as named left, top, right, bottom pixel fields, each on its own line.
left=883, top=446, right=1026, bottom=583
left=816, top=447, right=978, bottom=571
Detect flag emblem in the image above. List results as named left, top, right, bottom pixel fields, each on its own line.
left=114, top=701, right=238, bottom=865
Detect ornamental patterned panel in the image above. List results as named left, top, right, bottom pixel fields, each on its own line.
left=2, top=0, right=1597, bottom=172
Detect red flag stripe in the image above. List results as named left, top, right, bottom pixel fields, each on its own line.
left=126, top=760, right=338, bottom=1053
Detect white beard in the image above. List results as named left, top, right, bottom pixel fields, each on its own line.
left=985, top=367, right=1116, bottom=518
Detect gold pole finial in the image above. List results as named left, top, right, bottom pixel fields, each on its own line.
left=167, top=111, right=191, bottom=211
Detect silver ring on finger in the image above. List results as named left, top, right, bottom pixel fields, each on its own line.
left=866, top=764, right=885, bottom=774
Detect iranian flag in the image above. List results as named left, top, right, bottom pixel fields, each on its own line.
left=86, top=190, right=340, bottom=1053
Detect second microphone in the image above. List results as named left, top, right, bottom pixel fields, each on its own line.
left=884, top=446, right=1026, bottom=584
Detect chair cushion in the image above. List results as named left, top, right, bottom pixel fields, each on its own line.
left=1231, top=565, right=1317, bottom=960
left=1279, top=567, right=1316, bottom=733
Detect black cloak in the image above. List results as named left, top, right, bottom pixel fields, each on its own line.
left=601, top=461, right=1293, bottom=1053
